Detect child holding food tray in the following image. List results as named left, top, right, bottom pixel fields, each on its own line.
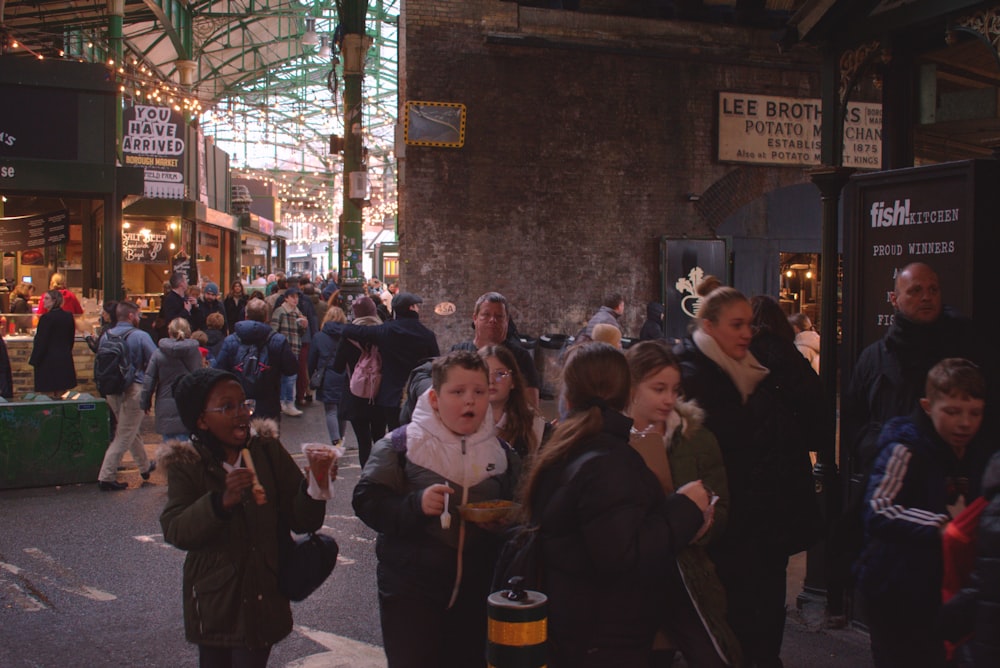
left=353, top=350, right=521, bottom=668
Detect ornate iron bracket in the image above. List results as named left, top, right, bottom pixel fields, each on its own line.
left=947, top=6, right=1000, bottom=71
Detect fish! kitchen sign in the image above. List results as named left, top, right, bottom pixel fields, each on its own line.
left=718, top=92, right=882, bottom=169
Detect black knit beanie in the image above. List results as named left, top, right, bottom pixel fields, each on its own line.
left=172, top=368, right=241, bottom=434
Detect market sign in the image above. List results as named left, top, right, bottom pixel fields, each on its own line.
left=0, top=209, right=69, bottom=252
left=122, top=224, right=169, bottom=263
left=122, top=105, right=186, bottom=199
left=718, top=92, right=882, bottom=169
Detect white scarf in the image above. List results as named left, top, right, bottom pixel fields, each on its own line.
left=693, top=328, right=769, bottom=404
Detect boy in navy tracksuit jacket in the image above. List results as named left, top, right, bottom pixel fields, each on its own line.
left=855, top=358, right=990, bottom=668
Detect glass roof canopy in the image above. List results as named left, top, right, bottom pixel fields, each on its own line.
left=2, top=0, right=399, bottom=235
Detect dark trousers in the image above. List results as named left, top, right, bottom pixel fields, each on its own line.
left=381, top=404, right=401, bottom=432
left=712, top=543, right=788, bottom=667
left=295, top=343, right=310, bottom=401
left=378, top=577, right=488, bottom=668
left=349, top=401, right=387, bottom=468
left=198, top=645, right=271, bottom=668
left=864, top=592, right=945, bottom=668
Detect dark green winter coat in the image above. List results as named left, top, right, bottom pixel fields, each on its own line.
left=666, top=399, right=742, bottom=667
left=158, top=419, right=326, bottom=649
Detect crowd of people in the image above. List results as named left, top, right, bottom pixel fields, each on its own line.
left=5, top=260, right=997, bottom=668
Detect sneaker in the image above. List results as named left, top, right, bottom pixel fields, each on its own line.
left=141, top=460, right=157, bottom=481
left=98, top=480, right=128, bottom=492
left=282, top=401, right=303, bottom=417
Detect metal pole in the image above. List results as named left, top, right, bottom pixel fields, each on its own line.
left=104, top=0, right=125, bottom=301
left=339, top=0, right=369, bottom=288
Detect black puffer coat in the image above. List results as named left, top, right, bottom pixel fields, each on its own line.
left=674, top=335, right=821, bottom=556
left=532, top=409, right=704, bottom=667
left=943, top=452, right=1000, bottom=667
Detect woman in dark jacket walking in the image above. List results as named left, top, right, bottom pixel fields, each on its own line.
left=28, top=290, right=77, bottom=394
left=308, top=306, right=348, bottom=445
left=520, top=342, right=710, bottom=668
left=223, top=280, right=247, bottom=335
left=674, top=288, right=821, bottom=668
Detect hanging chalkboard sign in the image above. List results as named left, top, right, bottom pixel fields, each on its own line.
left=172, top=250, right=196, bottom=284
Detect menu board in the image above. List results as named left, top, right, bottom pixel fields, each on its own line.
left=123, top=224, right=169, bottom=263
left=0, top=209, right=69, bottom=251
left=848, top=166, right=976, bottom=352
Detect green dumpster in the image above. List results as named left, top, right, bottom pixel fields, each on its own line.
left=0, top=398, right=110, bottom=489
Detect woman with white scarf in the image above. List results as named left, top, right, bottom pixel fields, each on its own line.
left=674, top=287, right=821, bottom=668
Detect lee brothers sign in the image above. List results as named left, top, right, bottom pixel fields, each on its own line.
left=718, top=92, right=882, bottom=169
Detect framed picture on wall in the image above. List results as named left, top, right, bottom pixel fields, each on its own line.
left=404, top=101, right=466, bottom=147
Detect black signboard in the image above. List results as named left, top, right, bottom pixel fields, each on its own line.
left=846, top=163, right=982, bottom=352
left=0, top=209, right=69, bottom=252
left=123, top=224, right=169, bottom=264
left=0, top=86, right=79, bottom=161
left=660, top=238, right=729, bottom=342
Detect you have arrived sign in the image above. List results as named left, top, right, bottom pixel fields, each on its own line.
left=717, top=92, right=882, bottom=169
left=122, top=105, right=186, bottom=200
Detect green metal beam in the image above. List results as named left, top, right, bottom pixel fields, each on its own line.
left=137, top=0, right=193, bottom=58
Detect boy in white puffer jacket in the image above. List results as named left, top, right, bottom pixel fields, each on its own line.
left=352, top=350, right=521, bottom=668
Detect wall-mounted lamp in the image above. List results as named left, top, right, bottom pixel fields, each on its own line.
left=302, top=18, right=319, bottom=46
left=685, top=193, right=701, bottom=202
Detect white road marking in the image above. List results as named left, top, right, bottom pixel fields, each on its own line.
left=0, top=577, right=46, bottom=611
left=22, top=548, right=117, bottom=602
left=286, top=626, right=387, bottom=668
left=133, top=534, right=176, bottom=549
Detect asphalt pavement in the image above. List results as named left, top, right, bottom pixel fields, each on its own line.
left=0, top=398, right=876, bottom=667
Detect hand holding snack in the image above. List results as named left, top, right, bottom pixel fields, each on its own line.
left=241, top=448, right=268, bottom=505
left=301, top=443, right=343, bottom=500
left=221, top=468, right=255, bottom=510
left=304, top=444, right=337, bottom=486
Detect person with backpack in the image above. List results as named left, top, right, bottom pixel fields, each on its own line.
left=214, top=298, right=297, bottom=422
left=352, top=350, right=520, bottom=668
left=329, top=292, right=439, bottom=433
left=95, top=301, right=158, bottom=491
left=517, top=342, right=710, bottom=667
left=332, top=297, right=386, bottom=468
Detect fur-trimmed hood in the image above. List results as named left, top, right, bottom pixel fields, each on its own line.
left=674, top=398, right=706, bottom=438
left=156, top=417, right=280, bottom=469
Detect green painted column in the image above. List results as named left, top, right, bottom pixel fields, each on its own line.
left=104, top=0, right=125, bottom=301
left=339, top=0, right=369, bottom=286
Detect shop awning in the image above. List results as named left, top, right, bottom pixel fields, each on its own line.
left=123, top=198, right=238, bottom=231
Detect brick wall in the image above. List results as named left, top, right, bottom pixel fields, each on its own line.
left=4, top=338, right=99, bottom=398
left=400, top=1, right=821, bottom=349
